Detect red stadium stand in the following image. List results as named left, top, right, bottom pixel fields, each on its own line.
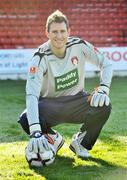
left=0, top=0, right=127, bottom=49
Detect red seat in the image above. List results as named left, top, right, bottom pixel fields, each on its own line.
left=0, top=0, right=126, bottom=48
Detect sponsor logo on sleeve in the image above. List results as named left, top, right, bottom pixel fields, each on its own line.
left=29, top=66, right=37, bottom=79
left=30, top=66, right=37, bottom=73
left=55, top=68, right=79, bottom=91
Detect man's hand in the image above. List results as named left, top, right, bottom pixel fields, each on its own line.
left=25, top=137, right=55, bottom=167
left=89, top=85, right=110, bottom=107
left=27, top=131, right=51, bottom=153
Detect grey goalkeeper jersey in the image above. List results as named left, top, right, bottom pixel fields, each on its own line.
left=26, top=37, right=112, bottom=126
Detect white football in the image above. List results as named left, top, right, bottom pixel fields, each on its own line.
left=25, top=146, right=55, bottom=167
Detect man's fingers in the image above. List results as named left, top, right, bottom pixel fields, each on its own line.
left=99, top=94, right=105, bottom=106
left=28, top=134, right=52, bottom=154
left=28, top=139, right=33, bottom=152
left=94, top=94, right=101, bottom=107
left=38, top=139, right=45, bottom=153
left=90, top=92, right=110, bottom=107
left=105, top=96, right=110, bottom=106
left=90, top=93, right=96, bottom=106
left=42, top=137, right=50, bottom=151
left=33, top=139, right=38, bottom=153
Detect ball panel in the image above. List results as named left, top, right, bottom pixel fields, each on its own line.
left=30, top=159, right=43, bottom=167
left=25, top=146, right=55, bottom=167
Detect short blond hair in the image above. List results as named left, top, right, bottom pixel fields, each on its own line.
left=46, top=10, right=69, bottom=32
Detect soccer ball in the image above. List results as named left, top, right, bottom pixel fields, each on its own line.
left=25, top=145, right=55, bottom=167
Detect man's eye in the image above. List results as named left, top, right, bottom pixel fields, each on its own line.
left=52, top=31, right=57, bottom=34
left=61, top=30, right=66, bottom=33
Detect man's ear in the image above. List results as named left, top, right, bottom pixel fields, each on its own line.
left=45, top=30, right=49, bottom=38
left=68, top=28, right=71, bottom=36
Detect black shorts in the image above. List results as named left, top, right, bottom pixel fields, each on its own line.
left=19, top=91, right=111, bottom=150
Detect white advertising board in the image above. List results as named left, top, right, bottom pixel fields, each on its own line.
left=0, top=49, right=35, bottom=74
left=0, top=47, right=127, bottom=78
left=86, top=47, right=127, bottom=71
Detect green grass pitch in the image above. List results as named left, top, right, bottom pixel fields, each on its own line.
left=0, top=77, right=127, bottom=180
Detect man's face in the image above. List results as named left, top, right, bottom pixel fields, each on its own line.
left=46, top=22, right=70, bottom=50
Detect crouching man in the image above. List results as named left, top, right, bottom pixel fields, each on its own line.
left=19, top=10, right=112, bottom=167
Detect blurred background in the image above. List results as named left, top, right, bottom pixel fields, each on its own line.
left=0, top=2, right=127, bottom=179
left=0, top=0, right=127, bottom=79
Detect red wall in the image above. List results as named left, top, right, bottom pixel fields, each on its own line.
left=0, top=0, right=127, bottom=49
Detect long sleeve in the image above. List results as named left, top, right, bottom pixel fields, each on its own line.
left=82, top=41, right=113, bottom=87
left=26, top=53, right=47, bottom=131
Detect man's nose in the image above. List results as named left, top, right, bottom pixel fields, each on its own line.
left=56, top=32, right=62, bottom=38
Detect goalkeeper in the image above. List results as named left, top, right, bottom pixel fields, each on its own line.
left=19, top=10, right=112, bottom=163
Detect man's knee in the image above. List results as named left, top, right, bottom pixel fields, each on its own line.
left=85, top=103, right=112, bottom=125
left=101, top=103, right=112, bottom=119
left=18, top=110, right=30, bottom=135
left=92, top=103, right=112, bottom=126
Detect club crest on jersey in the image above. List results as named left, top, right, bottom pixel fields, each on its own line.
left=29, top=66, right=37, bottom=79
left=71, top=56, right=78, bottom=66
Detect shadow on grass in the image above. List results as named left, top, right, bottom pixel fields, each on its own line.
left=1, top=126, right=126, bottom=149
left=31, top=155, right=126, bottom=180
left=1, top=122, right=126, bottom=144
